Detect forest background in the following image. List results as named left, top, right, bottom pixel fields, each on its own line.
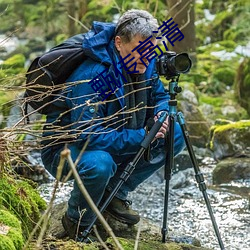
left=0, top=0, right=250, bottom=126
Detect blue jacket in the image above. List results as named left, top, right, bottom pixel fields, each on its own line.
left=44, top=21, right=170, bottom=156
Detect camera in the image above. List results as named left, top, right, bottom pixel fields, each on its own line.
left=156, top=51, right=192, bottom=79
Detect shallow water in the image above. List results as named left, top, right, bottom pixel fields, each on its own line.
left=38, top=157, right=250, bottom=250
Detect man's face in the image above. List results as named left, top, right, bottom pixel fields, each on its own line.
left=115, top=35, right=157, bottom=74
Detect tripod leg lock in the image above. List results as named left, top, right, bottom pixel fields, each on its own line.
left=120, top=162, right=135, bottom=182
left=195, top=172, right=207, bottom=192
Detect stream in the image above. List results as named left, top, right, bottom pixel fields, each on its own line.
left=38, top=155, right=250, bottom=250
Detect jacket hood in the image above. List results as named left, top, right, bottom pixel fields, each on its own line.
left=82, top=21, right=116, bottom=65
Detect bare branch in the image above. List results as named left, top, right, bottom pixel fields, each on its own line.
left=68, top=14, right=90, bottom=32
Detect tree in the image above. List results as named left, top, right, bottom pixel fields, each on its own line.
left=166, top=0, right=196, bottom=61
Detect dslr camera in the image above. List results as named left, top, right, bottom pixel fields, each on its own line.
left=156, top=51, right=192, bottom=79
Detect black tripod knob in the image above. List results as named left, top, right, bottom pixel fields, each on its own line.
left=174, top=86, right=182, bottom=93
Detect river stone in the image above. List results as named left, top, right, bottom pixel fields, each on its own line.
left=209, top=120, right=250, bottom=160
left=213, top=157, right=250, bottom=184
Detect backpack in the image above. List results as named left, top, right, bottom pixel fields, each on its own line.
left=24, top=34, right=87, bottom=115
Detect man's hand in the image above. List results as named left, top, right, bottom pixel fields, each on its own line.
left=154, top=111, right=169, bottom=139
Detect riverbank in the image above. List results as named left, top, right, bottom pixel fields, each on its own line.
left=38, top=155, right=250, bottom=250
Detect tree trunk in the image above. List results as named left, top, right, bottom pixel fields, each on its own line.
left=166, top=0, right=196, bottom=61
left=78, top=0, right=88, bottom=20
left=67, top=0, right=76, bottom=36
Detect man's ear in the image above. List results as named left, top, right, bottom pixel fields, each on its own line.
left=115, top=36, right=122, bottom=51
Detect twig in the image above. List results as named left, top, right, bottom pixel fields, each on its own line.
left=68, top=14, right=89, bottom=31
left=61, top=148, right=124, bottom=250
left=134, top=220, right=142, bottom=250
left=93, top=225, right=110, bottom=250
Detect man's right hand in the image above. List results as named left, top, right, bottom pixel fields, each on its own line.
left=154, top=112, right=169, bottom=139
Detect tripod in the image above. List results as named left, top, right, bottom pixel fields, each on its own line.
left=82, top=77, right=225, bottom=250
left=162, top=77, right=225, bottom=249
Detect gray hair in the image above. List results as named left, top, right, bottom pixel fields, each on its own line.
left=115, top=9, right=158, bottom=43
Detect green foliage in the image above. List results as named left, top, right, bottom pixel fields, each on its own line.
left=196, top=0, right=250, bottom=46
left=234, top=58, right=250, bottom=116
left=209, top=10, right=234, bottom=42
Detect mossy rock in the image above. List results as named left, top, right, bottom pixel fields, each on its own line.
left=199, top=92, right=249, bottom=122
left=209, top=120, right=250, bottom=160
left=0, top=174, right=47, bottom=239
left=106, top=237, right=210, bottom=250
left=213, top=157, right=250, bottom=184
left=0, top=209, right=24, bottom=250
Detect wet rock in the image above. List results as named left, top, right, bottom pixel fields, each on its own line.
left=170, top=168, right=193, bottom=189
left=213, top=157, right=250, bottom=184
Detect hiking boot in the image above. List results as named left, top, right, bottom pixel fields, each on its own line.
left=61, top=213, right=97, bottom=243
left=105, top=196, right=140, bottom=225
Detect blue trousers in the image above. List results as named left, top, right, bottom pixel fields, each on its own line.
left=41, top=123, right=185, bottom=226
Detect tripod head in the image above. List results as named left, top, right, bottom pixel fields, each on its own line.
left=168, top=76, right=182, bottom=100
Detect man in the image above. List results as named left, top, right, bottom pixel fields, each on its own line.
left=41, top=9, right=185, bottom=241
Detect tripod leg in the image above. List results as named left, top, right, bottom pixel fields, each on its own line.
left=177, top=112, right=225, bottom=250
left=162, top=114, right=175, bottom=243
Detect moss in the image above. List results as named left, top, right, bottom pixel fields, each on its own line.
left=1, top=54, right=25, bottom=69
left=106, top=237, right=209, bottom=250
left=0, top=209, right=24, bottom=249
left=213, top=67, right=235, bottom=86
left=213, top=120, right=250, bottom=133
left=7, top=228, right=24, bottom=249
left=0, top=54, right=26, bottom=86
left=199, top=95, right=224, bottom=107
left=0, top=235, right=16, bottom=250
left=0, top=209, right=21, bottom=229
left=217, top=40, right=237, bottom=51
left=0, top=175, right=47, bottom=239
